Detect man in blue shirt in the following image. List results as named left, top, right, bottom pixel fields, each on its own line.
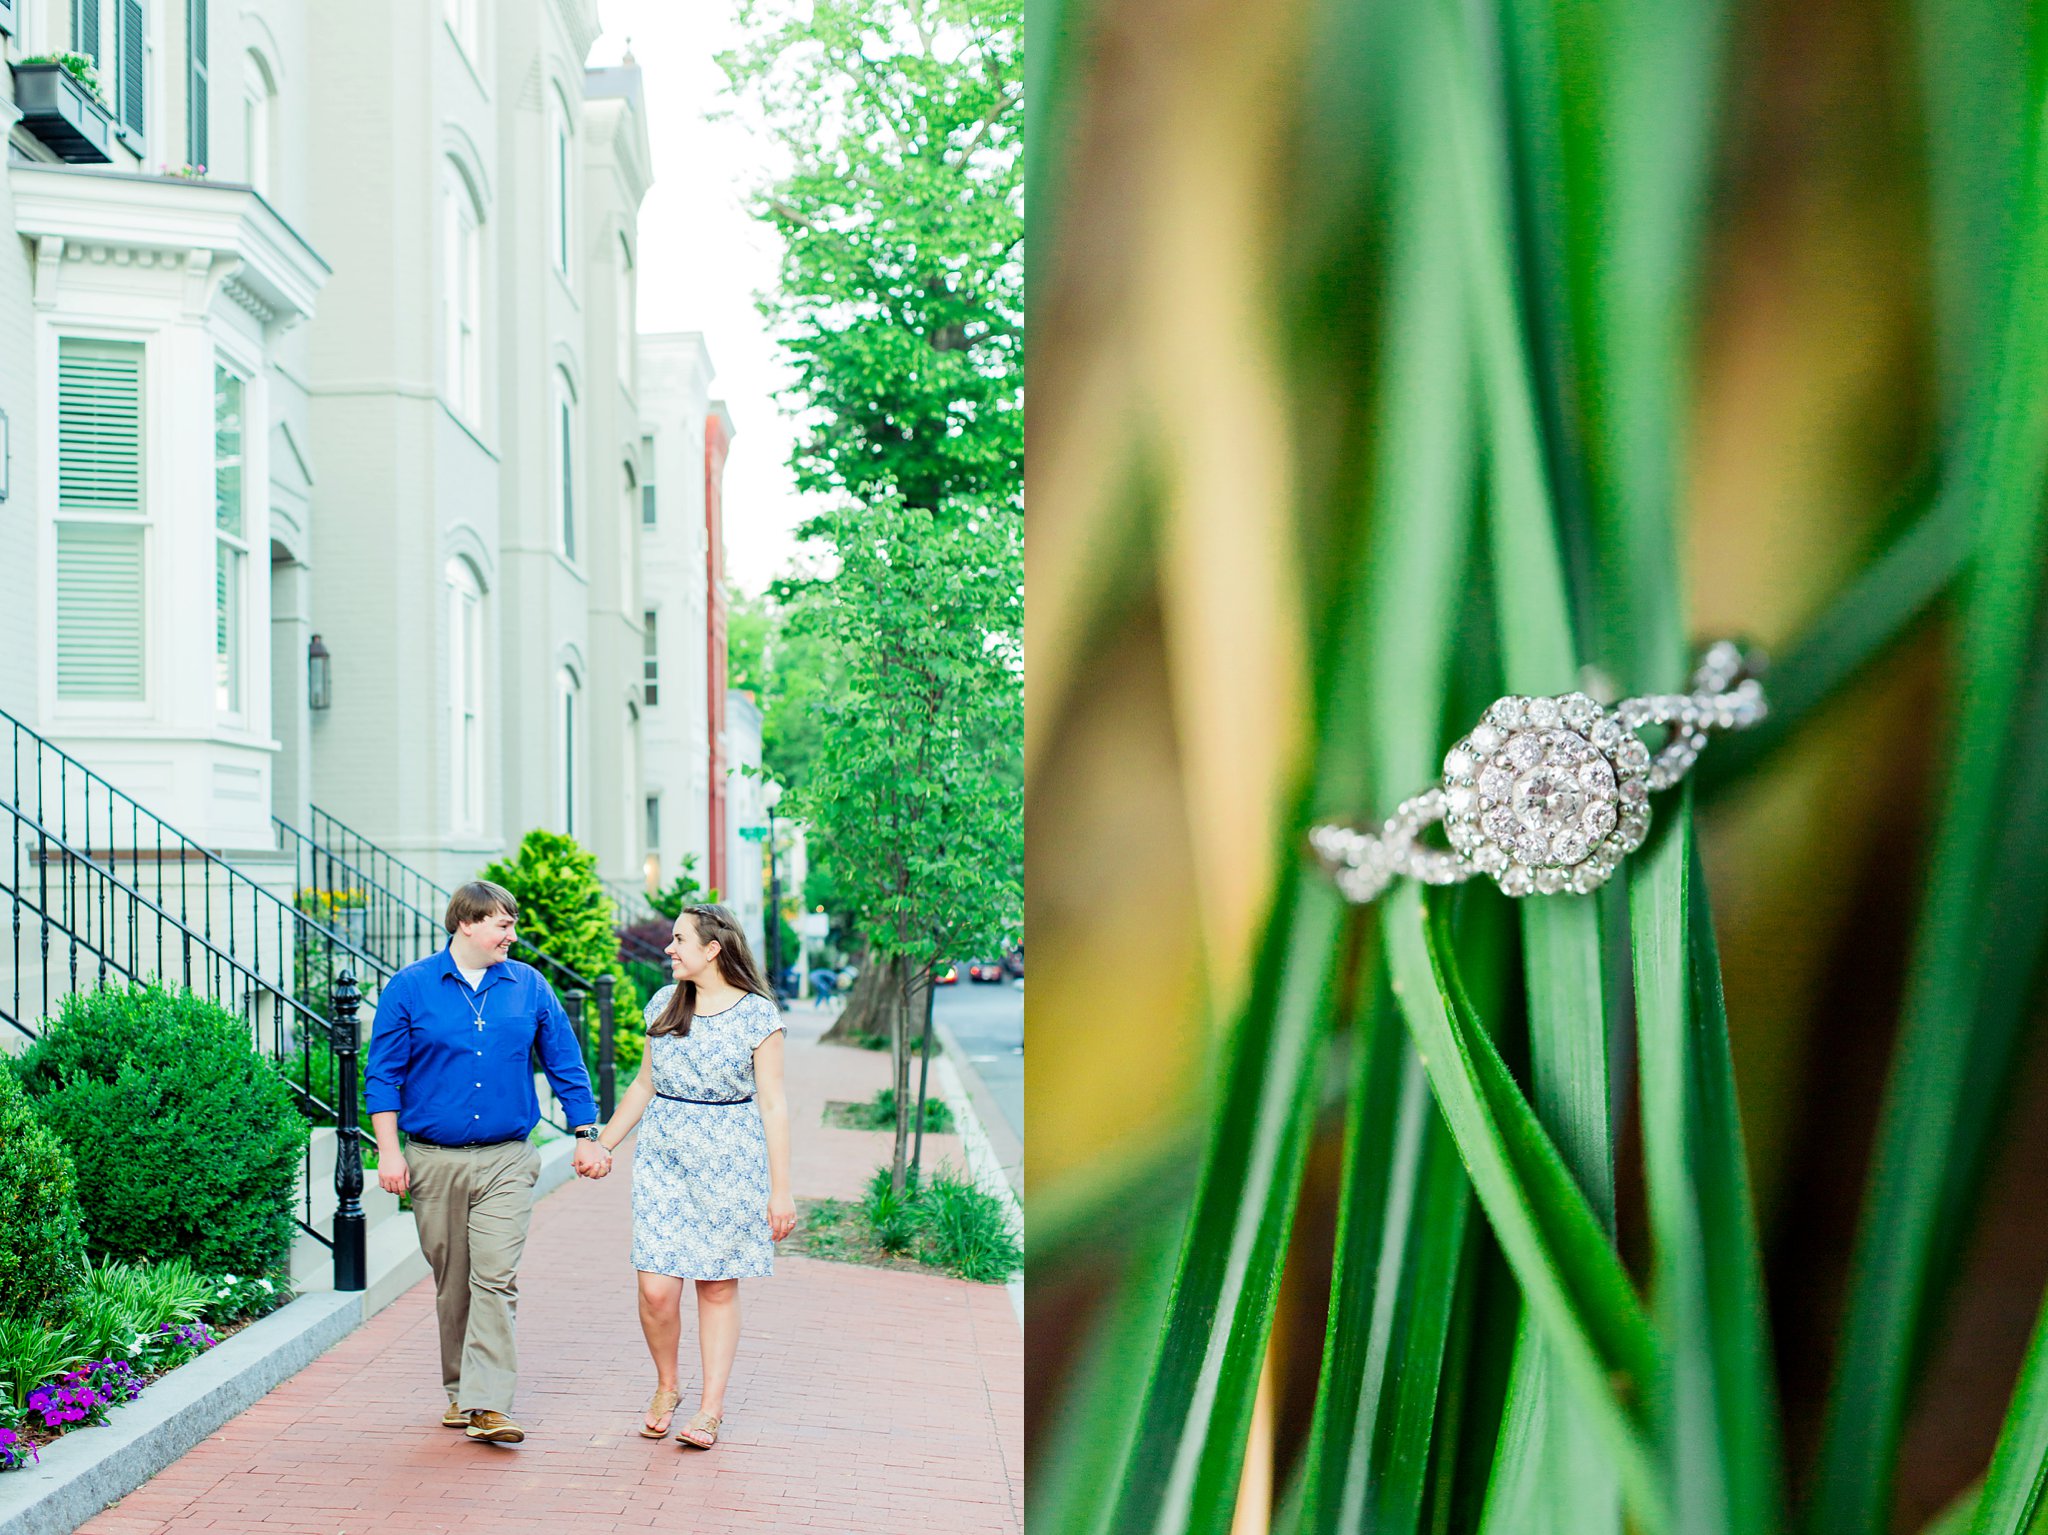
left=366, top=880, right=612, bottom=1443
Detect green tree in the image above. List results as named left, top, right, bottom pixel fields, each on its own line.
left=726, top=0, right=1023, bottom=1192
left=789, top=497, right=1023, bottom=1187
left=721, top=0, right=1022, bottom=518
left=727, top=584, right=840, bottom=796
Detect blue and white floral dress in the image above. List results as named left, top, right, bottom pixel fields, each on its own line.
left=629, top=987, right=785, bottom=1280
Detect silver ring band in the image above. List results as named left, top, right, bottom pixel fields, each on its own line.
left=1310, top=641, right=1767, bottom=901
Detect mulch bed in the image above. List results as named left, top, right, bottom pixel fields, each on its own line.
left=789, top=1197, right=945, bottom=1277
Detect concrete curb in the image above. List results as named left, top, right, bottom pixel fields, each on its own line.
left=929, top=1018, right=1025, bottom=1327
left=0, top=1133, right=582, bottom=1535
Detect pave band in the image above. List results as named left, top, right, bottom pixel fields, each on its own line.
left=1310, top=641, right=1767, bottom=902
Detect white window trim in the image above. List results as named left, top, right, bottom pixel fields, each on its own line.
left=558, top=667, right=580, bottom=836
left=553, top=369, right=577, bottom=565
left=447, top=557, right=483, bottom=833
left=213, top=359, right=249, bottom=723
left=442, top=163, right=483, bottom=422
left=48, top=326, right=157, bottom=721
left=549, top=89, right=573, bottom=283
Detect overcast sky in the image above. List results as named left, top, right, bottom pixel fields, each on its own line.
left=591, top=4, right=813, bottom=598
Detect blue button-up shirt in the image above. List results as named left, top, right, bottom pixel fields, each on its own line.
left=364, top=945, right=597, bottom=1145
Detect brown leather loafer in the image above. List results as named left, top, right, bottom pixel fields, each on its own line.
left=442, top=1399, right=467, bottom=1429
left=465, top=1410, right=525, bottom=1443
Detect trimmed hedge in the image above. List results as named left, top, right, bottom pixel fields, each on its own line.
left=0, top=1069, right=87, bottom=1325
left=11, top=985, right=311, bottom=1276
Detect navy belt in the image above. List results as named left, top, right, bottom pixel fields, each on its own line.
left=656, top=1091, right=755, bottom=1105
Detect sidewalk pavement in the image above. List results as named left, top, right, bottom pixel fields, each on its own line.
left=75, top=1003, right=1021, bottom=1535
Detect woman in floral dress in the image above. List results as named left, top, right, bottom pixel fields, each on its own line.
left=595, top=903, right=796, bottom=1448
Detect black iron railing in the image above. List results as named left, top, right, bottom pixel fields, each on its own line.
left=1, top=707, right=398, bottom=1261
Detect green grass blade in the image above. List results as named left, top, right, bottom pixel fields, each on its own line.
left=1968, top=1286, right=2048, bottom=1535
left=1301, top=1033, right=1472, bottom=1535
left=1382, top=882, right=1669, bottom=1533
left=1434, top=3, right=1627, bottom=1523
left=1105, top=869, right=1345, bottom=1535
left=1806, top=20, right=2048, bottom=1530
left=1631, top=794, right=1788, bottom=1535
left=1030, top=1213, right=1184, bottom=1535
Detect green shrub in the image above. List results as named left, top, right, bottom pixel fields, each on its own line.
left=480, top=829, right=643, bottom=1034
left=862, top=1165, right=923, bottom=1253
left=12, top=985, right=311, bottom=1276
left=918, top=1167, right=1021, bottom=1283
left=0, top=1069, right=87, bottom=1325
left=84, top=1258, right=210, bottom=1337
left=65, top=1290, right=144, bottom=1365
left=0, top=1319, right=84, bottom=1407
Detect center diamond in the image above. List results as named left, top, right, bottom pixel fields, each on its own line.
left=1512, top=769, right=1583, bottom=833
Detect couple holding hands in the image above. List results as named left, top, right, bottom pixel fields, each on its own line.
left=365, top=881, right=795, bottom=1450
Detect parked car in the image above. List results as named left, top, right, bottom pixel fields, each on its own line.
left=967, top=958, right=1005, bottom=983
left=933, top=962, right=959, bottom=985
left=1002, top=947, right=1024, bottom=979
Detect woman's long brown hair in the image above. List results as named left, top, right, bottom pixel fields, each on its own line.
left=649, top=904, right=777, bottom=1038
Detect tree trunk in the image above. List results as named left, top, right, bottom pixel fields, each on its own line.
left=889, top=960, right=924, bottom=1195
left=819, top=942, right=887, bottom=1044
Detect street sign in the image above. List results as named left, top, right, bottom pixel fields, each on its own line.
left=738, top=826, right=768, bottom=841
left=799, top=912, right=830, bottom=939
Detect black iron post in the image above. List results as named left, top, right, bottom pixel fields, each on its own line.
left=910, top=960, right=939, bottom=1181
left=595, top=972, right=616, bottom=1119
left=330, top=971, right=367, bottom=1292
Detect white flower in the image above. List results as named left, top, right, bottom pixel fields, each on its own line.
left=256, top=1279, right=273, bottom=1293
left=221, top=1274, right=237, bottom=1284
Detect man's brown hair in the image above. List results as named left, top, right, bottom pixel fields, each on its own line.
left=444, top=880, right=519, bottom=935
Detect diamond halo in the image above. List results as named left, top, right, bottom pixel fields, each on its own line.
left=1438, top=692, right=1650, bottom=898
left=1307, top=642, right=1767, bottom=905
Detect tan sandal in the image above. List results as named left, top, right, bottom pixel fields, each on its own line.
left=675, top=1409, right=721, bottom=1449
left=639, top=1387, right=682, bottom=1439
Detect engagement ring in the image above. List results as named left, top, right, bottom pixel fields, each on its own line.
left=1310, top=641, right=1767, bottom=902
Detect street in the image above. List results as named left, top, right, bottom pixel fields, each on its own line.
left=935, top=978, right=1024, bottom=1148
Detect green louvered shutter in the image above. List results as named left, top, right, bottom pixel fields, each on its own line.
left=57, top=340, right=147, bottom=702
left=73, top=0, right=100, bottom=59
left=117, top=0, right=144, bottom=138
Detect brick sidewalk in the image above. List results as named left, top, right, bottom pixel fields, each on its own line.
left=77, top=1009, right=1022, bottom=1535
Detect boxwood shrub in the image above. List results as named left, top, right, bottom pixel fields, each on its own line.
left=0, top=1069, right=87, bottom=1325
left=11, top=984, right=311, bottom=1276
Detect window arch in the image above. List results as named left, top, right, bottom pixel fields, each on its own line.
left=446, top=557, right=485, bottom=832
left=553, top=367, right=578, bottom=561
left=442, top=158, right=485, bottom=419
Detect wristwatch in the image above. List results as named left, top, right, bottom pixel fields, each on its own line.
left=572, top=1125, right=604, bottom=1143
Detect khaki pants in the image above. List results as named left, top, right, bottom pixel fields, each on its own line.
left=407, top=1139, right=541, bottom=1413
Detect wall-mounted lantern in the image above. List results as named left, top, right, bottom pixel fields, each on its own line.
left=307, top=633, right=332, bottom=711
